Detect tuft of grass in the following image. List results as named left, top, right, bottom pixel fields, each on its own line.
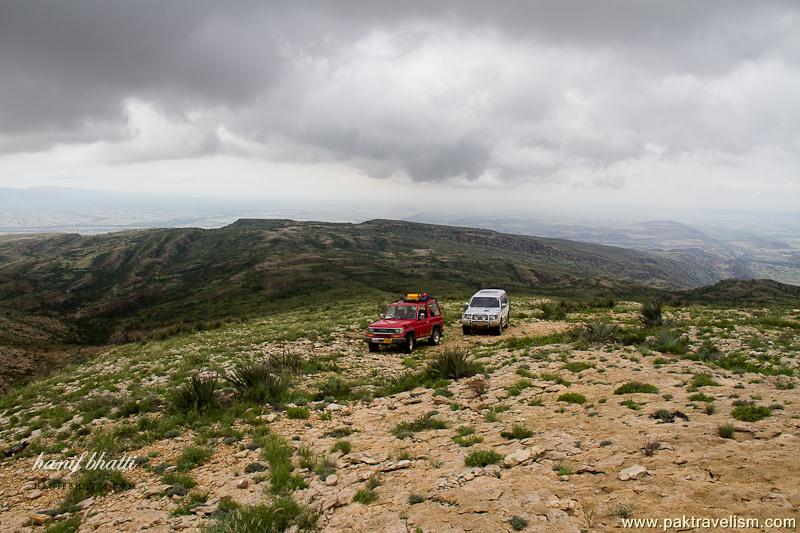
left=562, top=361, right=594, bottom=373
left=177, top=446, right=212, bottom=472
left=731, top=404, right=772, bottom=422
left=614, top=381, right=659, bottom=395
left=331, top=440, right=351, bottom=455
left=464, top=449, right=503, bottom=467
left=408, top=493, right=426, bottom=505
left=690, top=373, right=720, bottom=388
left=225, top=363, right=292, bottom=404
left=639, top=300, right=664, bottom=327
left=285, top=406, right=310, bottom=419
left=170, top=375, right=220, bottom=412
left=353, top=475, right=382, bottom=504
left=507, top=378, right=533, bottom=396
left=509, top=516, right=529, bottom=531
left=570, top=322, right=617, bottom=344
left=426, top=348, right=482, bottom=380
left=500, top=423, right=533, bottom=440
left=539, top=300, right=573, bottom=320
left=315, top=376, right=353, bottom=401
left=392, top=411, right=447, bottom=439
left=202, top=496, right=316, bottom=532
left=60, top=469, right=134, bottom=512
left=650, top=328, right=687, bottom=354
left=558, top=392, right=586, bottom=404
left=688, top=392, right=715, bottom=403
left=718, top=423, right=735, bottom=439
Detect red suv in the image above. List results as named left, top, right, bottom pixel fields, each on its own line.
left=364, top=294, right=444, bottom=353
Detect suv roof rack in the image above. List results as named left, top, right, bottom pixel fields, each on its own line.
left=398, top=293, right=432, bottom=302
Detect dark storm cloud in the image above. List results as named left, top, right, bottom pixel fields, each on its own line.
left=0, top=0, right=798, bottom=183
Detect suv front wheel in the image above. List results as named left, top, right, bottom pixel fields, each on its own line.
left=404, top=334, right=415, bottom=353
left=429, top=327, right=441, bottom=346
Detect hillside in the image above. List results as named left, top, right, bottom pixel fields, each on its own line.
left=0, top=218, right=718, bottom=347
left=0, top=296, right=797, bottom=531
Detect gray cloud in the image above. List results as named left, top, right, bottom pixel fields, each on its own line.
left=0, top=0, right=798, bottom=185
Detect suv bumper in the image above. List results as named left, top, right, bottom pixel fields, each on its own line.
left=461, top=318, right=501, bottom=328
left=364, top=336, right=407, bottom=345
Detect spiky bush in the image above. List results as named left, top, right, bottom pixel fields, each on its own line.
left=571, top=322, right=618, bottom=344
left=266, top=351, right=305, bottom=375
left=639, top=300, right=664, bottom=328
left=225, top=362, right=291, bottom=404
left=170, top=375, right=220, bottom=412
left=650, top=328, right=687, bottom=354
left=426, top=348, right=482, bottom=380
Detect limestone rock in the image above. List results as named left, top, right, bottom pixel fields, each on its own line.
left=618, top=465, right=649, bottom=481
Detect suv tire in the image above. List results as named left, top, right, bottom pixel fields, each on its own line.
left=368, top=343, right=379, bottom=352
left=404, top=334, right=415, bottom=353
left=462, top=325, right=471, bottom=335
left=429, top=327, right=441, bottom=345
left=504, top=313, right=510, bottom=328
left=493, top=325, right=502, bottom=336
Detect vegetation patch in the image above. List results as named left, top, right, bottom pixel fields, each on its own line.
left=392, top=411, right=447, bottom=439
left=558, top=392, right=586, bottom=404
left=731, top=404, right=772, bottom=422
left=464, top=449, right=504, bottom=467
left=614, top=381, right=659, bottom=395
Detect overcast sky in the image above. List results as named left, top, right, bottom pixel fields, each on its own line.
left=1, top=1, right=798, bottom=213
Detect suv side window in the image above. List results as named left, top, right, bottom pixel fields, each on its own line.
left=501, top=295, right=508, bottom=306
left=428, top=300, right=441, bottom=316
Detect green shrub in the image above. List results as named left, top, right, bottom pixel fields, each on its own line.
left=500, top=423, right=533, bottom=440
left=690, top=373, right=720, bottom=388
left=507, top=379, right=533, bottom=396
left=464, top=449, right=503, bottom=467
left=426, top=348, right=482, bottom=380
left=408, top=493, right=426, bottom=505
left=393, top=411, right=447, bottom=439
left=380, top=370, right=428, bottom=395
left=558, top=392, right=586, bottom=404
left=509, top=516, right=529, bottom=531
left=731, top=404, right=771, bottom=422
left=177, top=446, right=212, bottom=472
left=225, top=363, right=292, bottom=404
left=539, top=300, right=573, bottom=320
left=331, top=440, right=351, bottom=455
left=614, top=381, right=659, bottom=395
left=315, top=377, right=353, bottom=400
left=170, top=375, right=220, bottom=412
left=562, top=361, right=594, bottom=373
left=203, top=496, right=316, bottom=532
left=718, top=423, right=735, bottom=439
left=285, top=406, right=309, bottom=419
left=688, top=392, right=715, bottom=403
left=61, top=469, right=134, bottom=512
left=44, top=516, right=81, bottom=533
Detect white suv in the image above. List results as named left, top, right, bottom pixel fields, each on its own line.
left=461, top=289, right=510, bottom=335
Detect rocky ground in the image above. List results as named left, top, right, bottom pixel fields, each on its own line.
left=0, top=299, right=798, bottom=532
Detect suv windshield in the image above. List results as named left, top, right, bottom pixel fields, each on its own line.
left=384, top=304, right=417, bottom=319
left=470, top=297, right=500, bottom=308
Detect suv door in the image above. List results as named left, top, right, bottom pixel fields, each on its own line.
left=416, top=304, right=433, bottom=338
left=500, top=293, right=510, bottom=325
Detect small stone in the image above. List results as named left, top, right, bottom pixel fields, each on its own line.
left=618, top=465, right=649, bottom=481
left=236, top=478, right=250, bottom=489
left=325, top=403, right=345, bottom=411
left=503, top=448, right=532, bottom=468
left=325, top=474, right=338, bottom=486
left=29, top=513, right=51, bottom=526
left=674, top=456, right=688, bottom=465
left=26, top=490, right=42, bottom=500
left=76, top=497, right=95, bottom=510
left=164, top=466, right=177, bottom=473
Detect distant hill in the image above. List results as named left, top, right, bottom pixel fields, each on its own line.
left=0, top=218, right=718, bottom=345
left=678, top=278, right=800, bottom=307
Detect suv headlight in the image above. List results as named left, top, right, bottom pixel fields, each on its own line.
left=392, top=328, right=403, bottom=334
left=489, top=314, right=498, bottom=320
left=462, top=314, right=471, bottom=319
